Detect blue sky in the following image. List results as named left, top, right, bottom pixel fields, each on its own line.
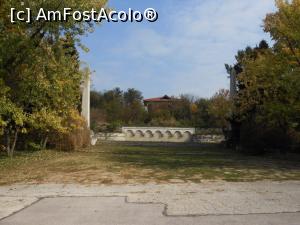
left=79, top=0, right=276, bottom=98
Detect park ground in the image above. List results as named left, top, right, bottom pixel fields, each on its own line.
left=1, top=143, right=300, bottom=224
left=0, top=143, right=300, bottom=185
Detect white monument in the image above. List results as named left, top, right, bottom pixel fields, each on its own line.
left=81, top=73, right=90, bottom=128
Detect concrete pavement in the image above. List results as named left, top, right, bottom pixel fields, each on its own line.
left=0, top=181, right=300, bottom=224
left=1, top=196, right=300, bottom=225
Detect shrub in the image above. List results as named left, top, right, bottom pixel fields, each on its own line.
left=49, top=114, right=91, bottom=151
left=239, top=121, right=291, bottom=154
left=289, top=129, right=300, bottom=152
left=51, top=125, right=90, bottom=151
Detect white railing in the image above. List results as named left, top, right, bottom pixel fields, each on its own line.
left=121, top=127, right=195, bottom=142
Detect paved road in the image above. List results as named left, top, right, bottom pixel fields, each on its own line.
left=0, top=182, right=299, bottom=224
left=1, top=196, right=300, bottom=225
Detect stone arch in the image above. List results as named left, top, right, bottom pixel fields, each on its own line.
left=184, top=131, right=192, bottom=137
left=145, top=130, right=154, bottom=138
left=126, top=130, right=135, bottom=138
left=183, top=131, right=192, bottom=141
left=165, top=131, right=173, bottom=139
left=135, top=130, right=144, bottom=138
left=154, top=130, right=163, bottom=139
left=174, top=131, right=183, bottom=139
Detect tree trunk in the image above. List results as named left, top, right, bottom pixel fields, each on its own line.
left=5, top=130, right=18, bottom=158
left=5, top=130, right=11, bottom=157
left=10, top=131, right=18, bottom=157
left=42, top=136, right=48, bottom=150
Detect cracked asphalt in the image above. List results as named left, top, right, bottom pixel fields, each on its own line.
left=0, top=181, right=300, bottom=225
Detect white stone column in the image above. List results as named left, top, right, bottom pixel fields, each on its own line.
left=81, top=74, right=90, bottom=128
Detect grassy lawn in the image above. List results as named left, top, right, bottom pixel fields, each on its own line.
left=0, top=143, right=300, bottom=185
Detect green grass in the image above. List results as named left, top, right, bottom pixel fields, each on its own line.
left=0, top=143, right=300, bottom=185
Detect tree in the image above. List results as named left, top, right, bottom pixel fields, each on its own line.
left=208, top=89, right=231, bottom=129
left=123, top=88, right=145, bottom=124
left=90, top=88, right=147, bottom=130
left=264, top=0, right=300, bottom=67
left=193, top=98, right=211, bottom=128
left=103, top=88, right=124, bottom=123
left=226, top=0, right=300, bottom=150
left=124, top=88, right=143, bottom=105
left=91, top=91, right=105, bottom=109
left=0, top=0, right=108, bottom=156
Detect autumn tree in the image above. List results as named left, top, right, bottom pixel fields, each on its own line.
left=226, top=0, right=300, bottom=150
left=208, top=89, right=231, bottom=129
left=0, top=0, right=108, bottom=156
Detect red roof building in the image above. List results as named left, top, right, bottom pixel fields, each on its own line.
left=143, top=95, right=181, bottom=113
left=144, top=95, right=173, bottom=103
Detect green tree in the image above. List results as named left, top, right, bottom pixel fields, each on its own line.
left=103, top=88, right=124, bottom=123
left=193, top=98, right=211, bottom=128
left=123, top=88, right=145, bottom=124
left=226, top=0, right=300, bottom=150
left=0, top=0, right=108, bottom=156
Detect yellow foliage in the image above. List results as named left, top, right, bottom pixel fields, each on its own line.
left=190, top=104, right=198, bottom=114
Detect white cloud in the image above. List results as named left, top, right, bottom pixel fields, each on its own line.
left=90, top=0, right=276, bottom=97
